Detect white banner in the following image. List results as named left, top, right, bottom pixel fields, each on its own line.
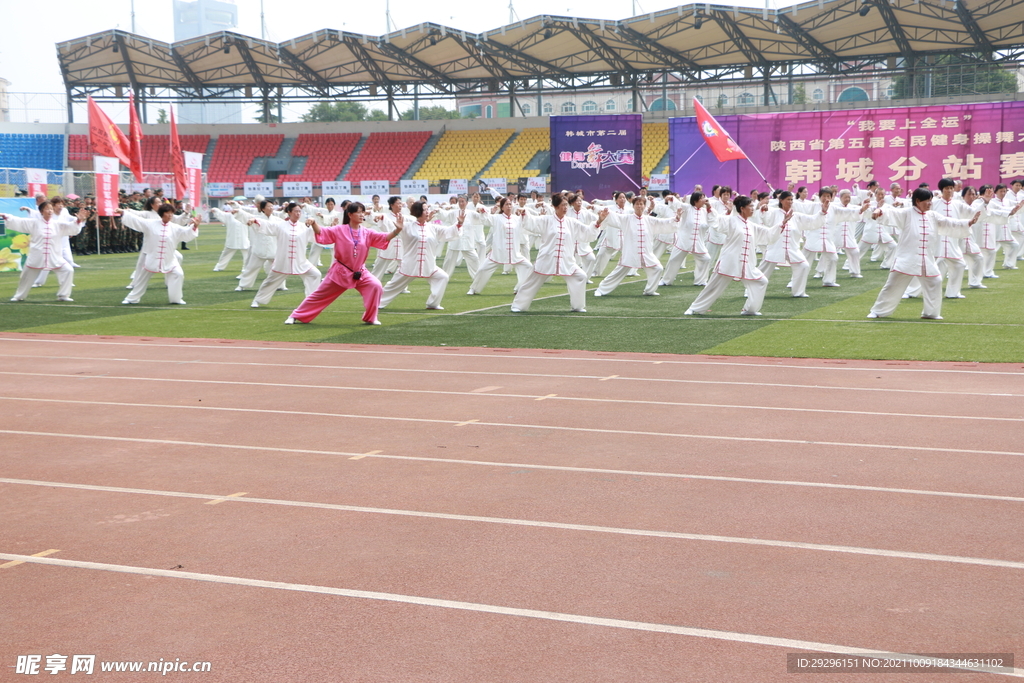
left=447, top=179, right=468, bottom=194
left=360, top=180, right=390, bottom=195
left=649, top=174, right=670, bottom=191
left=161, top=182, right=176, bottom=199
left=478, top=178, right=507, bottom=194
left=282, top=181, right=313, bottom=196
left=322, top=181, right=351, bottom=195
left=93, top=156, right=120, bottom=216
left=207, top=183, right=235, bottom=198
left=184, top=151, right=203, bottom=206
left=243, top=182, right=275, bottom=198
left=399, top=178, right=429, bottom=195
left=525, top=177, right=547, bottom=193
left=26, top=168, right=48, bottom=197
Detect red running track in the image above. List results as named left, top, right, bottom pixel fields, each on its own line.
left=0, top=332, right=1022, bottom=682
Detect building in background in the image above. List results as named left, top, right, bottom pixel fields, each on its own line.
left=173, top=0, right=242, bottom=124
left=0, top=78, right=10, bottom=123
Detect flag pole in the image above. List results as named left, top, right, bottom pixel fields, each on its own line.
left=745, top=157, right=775, bottom=193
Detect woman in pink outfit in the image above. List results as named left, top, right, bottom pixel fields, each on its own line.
left=285, top=202, right=402, bottom=326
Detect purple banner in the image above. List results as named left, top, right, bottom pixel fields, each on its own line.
left=670, top=101, right=1024, bottom=196
left=550, top=115, right=642, bottom=199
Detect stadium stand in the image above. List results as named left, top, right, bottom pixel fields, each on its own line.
left=484, top=128, right=548, bottom=180
left=140, top=135, right=211, bottom=172
left=68, top=134, right=90, bottom=161
left=277, top=133, right=361, bottom=185
left=642, top=122, right=669, bottom=177
left=207, top=134, right=284, bottom=185
left=0, top=133, right=64, bottom=170
left=344, top=131, right=431, bottom=185
left=414, top=129, right=514, bottom=185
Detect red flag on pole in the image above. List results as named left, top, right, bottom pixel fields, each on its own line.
left=87, top=96, right=131, bottom=167
left=169, top=107, right=188, bottom=201
left=128, top=92, right=145, bottom=183
left=693, top=97, right=748, bottom=162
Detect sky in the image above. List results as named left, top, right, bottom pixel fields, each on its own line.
left=0, top=0, right=778, bottom=122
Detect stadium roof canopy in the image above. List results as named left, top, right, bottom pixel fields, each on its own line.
left=57, top=0, right=1024, bottom=106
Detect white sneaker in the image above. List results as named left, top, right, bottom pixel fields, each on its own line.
left=366, top=320, right=381, bottom=325
left=510, top=307, right=522, bottom=313
left=740, top=310, right=761, bottom=316
left=921, top=314, right=943, bottom=320
left=571, top=308, right=587, bottom=313
left=57, top=296, right=74, bottom=302
left=866, top=312, right=878, bottom=318
left=643, top=291, right=660, bottom=296
left=234, top=286, right=244, bottom=291
left=426, top=305, right=444, bottom=310
left=284, top=316, right=295, bottom=324
left=250, top=302, right=259, bottom=308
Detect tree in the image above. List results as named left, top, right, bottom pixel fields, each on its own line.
left=301, top=101, right=369, bottom=122
left=716, top=93, right=728, bottom=111
left=891, top=55, right=1016, bottom=99
left=156, top=109, right=169, bottom=124
left=399, top=105, right=464, bottom=120
left=254, top=101, right=281, bottom=123
left=791, top=84, right=808, bottom=105
left=366, top=109, right=389, bottom=121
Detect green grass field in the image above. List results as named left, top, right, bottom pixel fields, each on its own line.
left=2, top=224, right=1022, bottom=362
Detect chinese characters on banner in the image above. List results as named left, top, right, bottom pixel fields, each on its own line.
left=93, top=156, right=120, bottom=216
left=183, top=151, right=203, bottom=208
left=669, top=101, right=1024, bottom=195
left=550, top=115, right=642, bottom=199
left=25, top=169, right=48, bottom=197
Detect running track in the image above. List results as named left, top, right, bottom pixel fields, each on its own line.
left=1, top=332, right=1021, bottom=682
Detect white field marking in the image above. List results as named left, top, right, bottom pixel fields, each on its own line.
left=3, top=426, right=1023, bottom=504
left=2, top=335, right=1021, bottom=377
left=2, top=362, right=1022, bottom=401
left=3, top=398, right=1024, bottom=459
left=205, top=492, right=248, bottom=506
left=1, top=478, right=1022, bottom=568
left=0, top=553, right=1020, bottom=678
left=458, top=312, right=1024, bottom=328
left=452, top=285, right=605, bottom=315
left=0, top=548, right=60, bottom=569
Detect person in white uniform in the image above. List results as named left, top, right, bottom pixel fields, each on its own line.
left=379, top=201, right=461, bottom=310
left=866, top=188, right=988, bottom=320
left=211, top=202, right=251, bottom=272
left=594, top=196, right=675, bottom=297
left=233, top=200, right=280, bottom=292
left=593, top=192, right=630, bottom=277
left=661, top=191, right=713, bottom=287
left=246, top=202, right=322, bottom=307
left=370, top=197, right=405, bottom=281
left=441, top=195, right=482, bottom=279
left=469, top=197, right=534, bottom=295
left=512, top=194, right=605, bottom=313
left=684, top=195, right=784, bottom=316
left=122, top=196, right=189, bottom=290
left=119, top=204, right=199, bottom=305
left=27, top=197, right=79, bottom=288
left=4, top=201, right=90, bottom=302
left=756, top=190, right=826, bottom=299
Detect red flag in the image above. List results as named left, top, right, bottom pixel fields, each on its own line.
left=169, top=107, right=187, bottom=201
left=693, top=97, right=747, bottom=162
left=87, top=96, right=131, bottom=167
left=128, top=92, right=145, bottom=183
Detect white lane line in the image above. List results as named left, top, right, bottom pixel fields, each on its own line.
left=1, top=335, right=1021, bottom=377
left=3, top=400, right=1024, bottom=459
left=1, top=478, right=1021, bottom=569
left=2, top=361, right=1021, bottom=400
left=0, top=553, right=1019, bottom=678
left=1, top=371, right=1019, bottom=422
left=3, top=434, right=1024, bottom=505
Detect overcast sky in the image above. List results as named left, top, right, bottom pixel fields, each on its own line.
left=1, top=0, right=777, bottom=121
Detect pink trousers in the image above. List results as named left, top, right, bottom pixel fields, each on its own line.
left=290, top=268, right=383, bottom=324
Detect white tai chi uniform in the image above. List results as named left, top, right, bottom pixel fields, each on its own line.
left=595, top=211, right=675, bottom=296
left=469, top=211, right=534, bottom=295
left=856, top=199, right=895, bottom=269
left=757, top=207, right=822, bottom=298
left=929, top=196, right=979, bottom=299
left=566, top=205, right=598, bottom=279
left=249, top=216, right=322, bottom=306
left=831, top=202, right=865, bottom=277
left=124, top=209, right=189, bottom=289
left=120, top=215, right=197, bottom=304
left=380, top=219, right=461, bottom=309
left=662, top=204, right=712, bottom=286
left=31, top=208, right=79, bottom=287
left=211, top=207, right=250, bottom=272
left=4, top=212, right=85, bottom=301
left=234, top=209, right=278, bottom=291
left=512, top=214, right=597, bottom=312
left=370, top=211, right=404, bottom=280
left=974, top=199, right=1005, bottom=279
left=867, top=206, right=973, bottom=319
left=685, top=214, right=781, bottom=316
left=441, top=205, right=482, bottom=278
left=593, top=203, right=628, bottom=277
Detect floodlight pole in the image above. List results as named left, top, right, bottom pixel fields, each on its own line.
left=260, top=0, right=266, bottom=39
left=131, top=0, right=135, bottom=32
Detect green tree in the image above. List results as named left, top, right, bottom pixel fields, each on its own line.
left=301, top=101, right=369, bottom=122
left=156, top=109, right=169, bottom=124
left=791, top=84, right=807, bottom=105
left=399, top=105, right=464, bottom=120
left=366, top=109, right=389, bottom=121
left=716, top=93, right=728, bottom=111
left=254, top=101, right=281, bottom=123
left=891, top=55, right=1017, bottom=99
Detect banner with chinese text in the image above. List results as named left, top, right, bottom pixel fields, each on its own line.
left=184, top=151, right=203, bottom=207
left=669, top=101, right=1024, bottom=195
left=551, top=115, right=642, bottom=199
left=322, top=181, right=352, bottom=196
left=93, top=156, right=120, bottom=216
left=26, top=169, right=47, bottom=197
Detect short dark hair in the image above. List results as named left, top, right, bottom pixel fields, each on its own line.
left=733, top=195, right=752, bottom=211
left=937, top=178, right=955, bottom=191
left=342, top=202, right=365, bottom=224
left=911, top=188, right=933, bottom=206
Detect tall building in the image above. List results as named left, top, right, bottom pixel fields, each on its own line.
left=0, top=78, right=10, bottom=123
left=173, top=0, right=242, bottom=124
